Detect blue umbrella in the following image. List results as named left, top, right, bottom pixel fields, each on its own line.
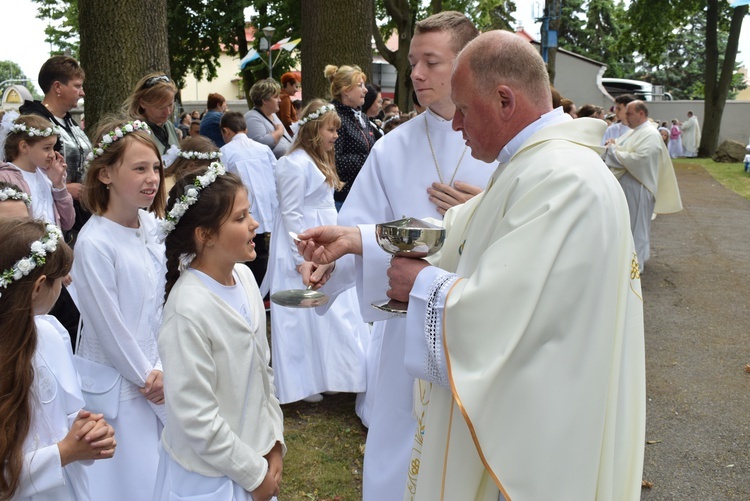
left=730, top=0, right=750, bottom=7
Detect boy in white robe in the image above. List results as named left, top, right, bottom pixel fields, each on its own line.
left=220, top=111, right=277, bottom=289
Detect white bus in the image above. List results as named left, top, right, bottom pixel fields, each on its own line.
left=601, top=78, right=673, bottom=101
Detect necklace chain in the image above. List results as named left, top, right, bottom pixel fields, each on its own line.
left=424, top=113, right=467, bottom=185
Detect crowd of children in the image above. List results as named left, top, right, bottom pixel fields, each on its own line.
left=0, top=89, right=372, bottom=500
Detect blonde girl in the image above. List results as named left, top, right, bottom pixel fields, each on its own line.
left=265, top=99, right=369, bottom=404
left=0, top=218, right=116, bottom=501
left=0, top=114, right=73, bottom=230
left=155, top=166, right=284, bottom=501
left=72, top=116, right=166, bottom=501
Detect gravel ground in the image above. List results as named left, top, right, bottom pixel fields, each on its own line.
left=640, top=163, right=750, bottom=500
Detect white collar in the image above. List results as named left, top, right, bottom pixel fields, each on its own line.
left=496, top=108, right=569, bottom=164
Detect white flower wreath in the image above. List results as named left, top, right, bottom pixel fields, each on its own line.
left=0, top=186, right=31, bottom=207
left=296, top=103, right=336, bottom=128
left=85, top=120, right=151, bottom=166
left=177, top=150, right=222, bottom=160
left=0, top=223, right=63, bottom=299
left=158, top=161, right=226, bottom=239
left=9, top=123, right=62, bottom=138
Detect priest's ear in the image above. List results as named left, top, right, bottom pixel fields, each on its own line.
left=493, top=85, right=515, bottom=119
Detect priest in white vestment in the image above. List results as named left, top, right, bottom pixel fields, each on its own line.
left=297, top=31, right=647, bottom=501
left=319, top=12, right=494, bottom=501
left=603, top=100, right=683, bottom=271
left=681, top=111, right=701, bottom=157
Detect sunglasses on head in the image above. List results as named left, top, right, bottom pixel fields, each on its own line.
left=143, top=75, right=170, bottom=89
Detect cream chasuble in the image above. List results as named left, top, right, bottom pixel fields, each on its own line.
left=407, top=118, right=646, bottom=501
left=608, top=122, right=682, bottom=214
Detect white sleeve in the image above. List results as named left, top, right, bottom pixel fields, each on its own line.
left=16, top=445, right=65, bottom=498
left=355, top=224, right=396, bottom=322
left=274, top=157, right=306, bottom=267
left=72, top=242, right=153, bottom=386
left=404, top=265, right=459, bottom=387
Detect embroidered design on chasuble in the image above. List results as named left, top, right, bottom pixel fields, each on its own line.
left=630, top=253, right=643, bottom=301
left=407, top=380, right=432, bottom=496
left=630, top=253, right=641, bottom=280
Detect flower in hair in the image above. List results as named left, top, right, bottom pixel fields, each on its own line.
left=85, top=120, right=151, bottom=166
left=297, top=104, right=336, bottom=128
left=10, top=123, right=62, bottom=138
left=177, top=150, right=222, bottom=160
left=158, top=161, right=226, bottom=239
left=0, top=224, right=63, bottom=299
left=0, top=187, right=31, bottom=207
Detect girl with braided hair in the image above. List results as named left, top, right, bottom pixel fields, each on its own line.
left=155, top=165, right=284, bottom=501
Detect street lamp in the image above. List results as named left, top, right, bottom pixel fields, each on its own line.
left=262, top=26, right=276, bottom=79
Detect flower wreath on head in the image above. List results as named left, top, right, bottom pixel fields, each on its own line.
left=178, top=150, right=222, bottom=161
left=158, top=161, right=226, bottom=239
left=0, top=223, right=63, bottom=299
left=0, top=186, right=31, bottom=207
left=296, top=103, right=336, bottom=128
left=9, top=122, right=62, bottom=138
left=84, top=120, right=151, bottom=167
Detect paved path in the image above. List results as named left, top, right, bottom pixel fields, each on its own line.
left=640, top=163, right=750, bottom=500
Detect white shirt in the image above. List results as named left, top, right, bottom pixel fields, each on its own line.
left=220, top=133, right=278, bottom=234
left=189, top=268, right=252, bottom=326
left=20, top=167, right=55, bottom=224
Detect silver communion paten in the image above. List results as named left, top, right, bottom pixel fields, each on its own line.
left=270, top=231, right=330, bottom=308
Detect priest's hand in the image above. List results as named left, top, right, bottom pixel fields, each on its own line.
left=428, top=181, right=483, bottom=215
left=296, top=225, right=362, bottom=264
left=297, top=261, right=335, bottom=290
left=386, top=256, right=430, bottom=302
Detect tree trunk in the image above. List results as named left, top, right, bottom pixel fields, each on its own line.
left=372, top=0, right=415, bottom=112
left=301, top=0, right=374, bottom=106
left=699, top=1, right=747, bottom=157
left=79, top=0, right=170, bottom=132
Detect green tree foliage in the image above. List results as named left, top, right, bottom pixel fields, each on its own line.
left=626, top=0, right=748, bottom=155
left=34, top=0, right=304, bottom=108
left=444, top=0, right=518, bottom=31
left=32, top=0, right=80, bottom=58
left=0, top=61, right=41, bottom=99
left=631, top=14, right=746, bottom=100
left=167, top=0, right=248, bottom=89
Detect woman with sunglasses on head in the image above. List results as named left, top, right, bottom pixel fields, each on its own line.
left=123, top=73, right=180, bottom=155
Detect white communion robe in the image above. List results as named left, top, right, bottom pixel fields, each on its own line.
left=401, top=115, right=646, bottom=501
left=602, top=121, right=629, bottom=145
left=264, top=148, right=368, bottom=404
left=220, top=133, right=278, bottom=235
left=72, top=211, right=165, bottom=501
left=17, top=316, right=89, bottom=501
left=681, top=115, right=701, bottom=157
left=333, top=109, right=495, bottom=501
left=604, top=121, right=682, bottom=268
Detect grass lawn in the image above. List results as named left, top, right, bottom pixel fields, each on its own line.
left=674, top=157, right=750, bottom=201
left=279, top=393, right=366, bottom=500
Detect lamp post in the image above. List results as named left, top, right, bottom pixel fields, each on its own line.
left=262, top=26, right=276, bottom=79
